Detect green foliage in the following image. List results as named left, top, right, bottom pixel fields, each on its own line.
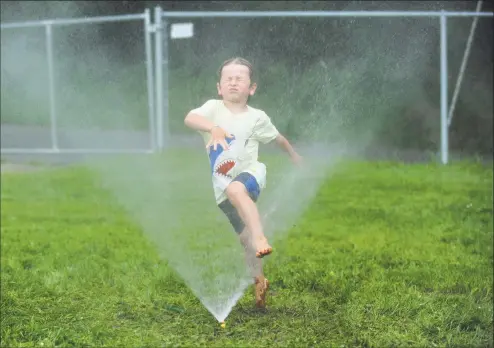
left=1, top=155, right=492, bottom=347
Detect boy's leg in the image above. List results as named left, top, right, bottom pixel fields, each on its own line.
left=239, top=228, right=269, bottom=308
left=226, top=181, right=272, bottom=257
left=239, top=229, right=263, bottom=278
left=217, top=201, right=269, bottom=308
left=218, top=197, right=266, bottom=268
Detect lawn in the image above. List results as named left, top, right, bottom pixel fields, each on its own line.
left=1, top=151, right=492, bottom=347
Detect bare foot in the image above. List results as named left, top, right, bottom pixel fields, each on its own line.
left=254, top=275, right=269, bottom=308
left=254, top=236, right=272, bottom=258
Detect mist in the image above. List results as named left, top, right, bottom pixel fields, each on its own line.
left=1, top=0, right=492, bottom=323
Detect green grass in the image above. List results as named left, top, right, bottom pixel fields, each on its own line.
left=1, top=152, right=492, bottom=347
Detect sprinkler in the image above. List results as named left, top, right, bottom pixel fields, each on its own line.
left=220, top=321, right=226, bottom=328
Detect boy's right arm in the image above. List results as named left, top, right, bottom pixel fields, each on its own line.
left=184, top=100, right=217, bottom=132
left=184, top=110, right=232, bottom=150
left=184, top=112, right=217, bottom=133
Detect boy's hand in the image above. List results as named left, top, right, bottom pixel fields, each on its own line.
left=206, top=125, right=233, bottom=151
left=274, top=134, right=303, bottom=167
left=291, top=152, right=303, bottom=167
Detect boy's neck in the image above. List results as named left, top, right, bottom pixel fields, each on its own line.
left=222, top=99, right=248, bottom=114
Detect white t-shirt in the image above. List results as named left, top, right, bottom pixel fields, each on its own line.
left=190, top=99, right=280, bottom=204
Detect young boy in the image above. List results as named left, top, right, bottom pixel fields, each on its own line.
left=184, top=57, right=301, bottom=308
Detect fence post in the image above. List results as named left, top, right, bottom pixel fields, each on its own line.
left=154, top=6, right=164, bottom=150
left=162, top=16, right=170, bottom=149
left=45, top=22, right=59, bottom=151
left=154, top=6, right=170, bottom=151
left=144, top=8, right=156, bottom=152
left=440, top=11, right=449, bottom=164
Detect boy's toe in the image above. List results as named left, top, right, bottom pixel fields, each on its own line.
left=256, top=247, right=273, bottom=258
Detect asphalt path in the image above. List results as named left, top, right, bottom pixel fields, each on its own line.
left=1, top=124, right=489, bottom=165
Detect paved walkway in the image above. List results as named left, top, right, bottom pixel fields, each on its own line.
left=1, top=124, right=490, bottom=165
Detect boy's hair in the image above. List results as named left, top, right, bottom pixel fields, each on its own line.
left=218, top=57, right=254, bottom=81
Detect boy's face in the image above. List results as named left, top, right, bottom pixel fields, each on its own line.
left=217, top=63, right=257, bottom=103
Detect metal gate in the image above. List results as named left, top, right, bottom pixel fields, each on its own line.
left=1, top=10, right=156, bottom=154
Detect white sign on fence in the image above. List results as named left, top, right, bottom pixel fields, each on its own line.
left=170, top=22, right=194, bottom=39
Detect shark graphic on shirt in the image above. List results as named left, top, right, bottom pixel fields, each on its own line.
left=208, top=135, right=238, bottom=179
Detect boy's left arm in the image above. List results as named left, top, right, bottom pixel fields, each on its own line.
left=253, top=112, right=302, bottom=166
left=275, top=134, right=303, bottom=166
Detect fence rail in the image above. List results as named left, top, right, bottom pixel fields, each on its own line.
left=0, top=13, right=146, bottom=29
left=160, top=10, right=494, bottom=18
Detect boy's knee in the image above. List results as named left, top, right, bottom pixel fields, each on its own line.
left=226, top=181, right=248, bottom=203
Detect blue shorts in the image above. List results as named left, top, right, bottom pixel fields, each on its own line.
left=218, top=172, right=260, bottom=234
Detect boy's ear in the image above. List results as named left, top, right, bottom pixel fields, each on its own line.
left=216, top=82, right=222, bottom=96
left=249, top=82, right=257, bottom=96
